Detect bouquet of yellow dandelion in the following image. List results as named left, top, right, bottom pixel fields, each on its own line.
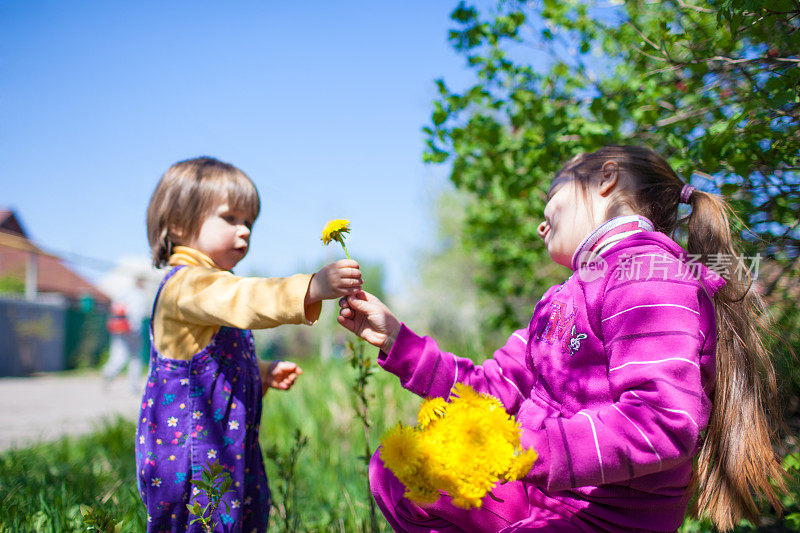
left=321, top=219, right=352, bottom=259
left=379, top=383, right=538, bottom=509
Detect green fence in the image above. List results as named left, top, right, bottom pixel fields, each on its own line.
left=0, top=294, right=112, bottom=376
left=63, top=302, right=109, bottom=370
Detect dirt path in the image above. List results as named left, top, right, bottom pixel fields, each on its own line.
left=0, top=372, right=142, bottom=451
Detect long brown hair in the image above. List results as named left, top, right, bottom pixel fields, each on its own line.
left=146, top=156, right=260, bottom=267
left=558, top=145, right=787, bottom=530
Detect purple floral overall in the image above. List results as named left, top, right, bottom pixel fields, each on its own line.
left=136, top=266, right=270, bottom=532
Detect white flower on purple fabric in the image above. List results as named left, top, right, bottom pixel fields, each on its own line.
left=232, top=499, right=240, bottom=509
left=167, top=417, right=178, bottom=427
left=139, top=435, right=145, bottom=444
left=147, top=398, right=154, bottom=407
left=207, top=449, right=217, bottom=459
left=180, top=378, right=189, bottom=386
left=228, top=420, right=239, bottom=430
left=192, top=410, right=202, bottom=419
left=151, top=477, right=161, bottom=487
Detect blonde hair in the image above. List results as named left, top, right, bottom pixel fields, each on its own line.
left=557, top=145, right=788, bottom=530
left=146, top=157, right=260, bottom=267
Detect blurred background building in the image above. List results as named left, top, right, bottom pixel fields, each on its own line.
left=0, top=209, right=112, bottom=376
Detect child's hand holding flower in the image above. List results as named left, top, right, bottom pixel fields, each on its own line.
left=309, top=260, right=363, bottom=302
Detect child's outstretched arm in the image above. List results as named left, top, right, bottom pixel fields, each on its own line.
left=338, top=291, right=533, bottom=414
left=305, top=259, right=363, bottom=307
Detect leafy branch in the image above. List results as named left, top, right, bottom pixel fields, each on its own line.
left=187, top=460, right=233, bottom=533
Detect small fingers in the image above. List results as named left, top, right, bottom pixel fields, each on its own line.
left=337, top=315, right=356, bottom=331
left=336, top=259, right=360, bottom=269
left=345, top=295, right=371, bottom=311
left=340, top=267, right=362, bottom=279
left=344, top=277, right=363, bottom=288
left=348, top=290, right=368, bottom=302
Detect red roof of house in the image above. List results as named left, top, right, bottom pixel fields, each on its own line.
left=0, top=210, right=110, bottom=305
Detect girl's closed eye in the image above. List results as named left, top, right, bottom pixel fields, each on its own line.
left=222, top=213, right=252, bottom=229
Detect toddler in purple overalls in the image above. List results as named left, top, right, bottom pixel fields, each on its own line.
left=136, top=157, right=363, bottom=532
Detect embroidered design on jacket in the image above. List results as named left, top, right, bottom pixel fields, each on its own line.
left=567, top=325, right=587, bottom=356
left=537, top=300, right=587, bottom=356
left=539, top=300, right=576, bottom=345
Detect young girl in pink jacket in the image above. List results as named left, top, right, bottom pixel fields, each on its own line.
left=339, top=146, right=787, bottom=532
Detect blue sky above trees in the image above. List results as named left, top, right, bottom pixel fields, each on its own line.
left=0, top=1, right=496, bottom=294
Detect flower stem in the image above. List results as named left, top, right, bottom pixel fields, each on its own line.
left=338, top=239, right=352, bottom=260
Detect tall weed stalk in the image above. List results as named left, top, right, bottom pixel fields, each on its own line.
left=345, top=338, right=377, bottom=532
left=265, top=429, right=308, bottom=533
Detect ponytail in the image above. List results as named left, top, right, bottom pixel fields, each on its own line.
left=559, top=145, right=789, bottom=531
left=683, top=189, right=787, bottom=531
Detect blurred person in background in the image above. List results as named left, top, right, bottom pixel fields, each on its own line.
left=103, top=276, right=147, bottom=392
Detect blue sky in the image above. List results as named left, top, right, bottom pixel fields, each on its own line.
left=1, top=1, right=489, bottom=295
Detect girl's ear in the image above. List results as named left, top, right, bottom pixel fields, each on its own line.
left=599, top=160, right=619, bottom=197
left=169, top=225, right=184, bottom=241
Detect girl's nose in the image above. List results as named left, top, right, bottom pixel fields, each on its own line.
left=537, top=220, right=549, bottom=240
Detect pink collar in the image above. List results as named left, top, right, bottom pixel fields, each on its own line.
left=571, top=215, right=654, bottom=271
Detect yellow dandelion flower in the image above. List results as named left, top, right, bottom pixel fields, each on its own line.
left=405, top=482, right=440, bottom=505
left=417, top=397, right=447, bottom=428
left=321, top=219, right=350, bottom=244
left=321, top=219, right=352, bottom=259
left=450, top=408, right=489, bottom=450
left=380, top=381, right=537, bottom=511
left=450, top=382, right=483, bottom=405
left=484, top=409, right=521, bottom=449
left=480, top=393, right=505, bottom=413
left=380, top=423, right=422, bottom=479
left=504, top=447, right=539, bottom=481
left=451, top=493, right=484, bottom=510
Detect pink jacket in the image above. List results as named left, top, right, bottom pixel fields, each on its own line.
left=379, top=219, right=725, bottom=531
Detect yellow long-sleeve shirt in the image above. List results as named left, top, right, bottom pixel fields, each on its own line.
left=153, top=246, right=321, bottom=360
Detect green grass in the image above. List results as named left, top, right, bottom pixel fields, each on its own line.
left=1, top=354, right=797, bottom=532
left=0, top=355, right=415, bottom=532
left=0, top=416, right=145, bottom=532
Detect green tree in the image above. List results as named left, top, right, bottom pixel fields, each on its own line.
left=424, top=0, right=799, bottom=369
left=402, top=189, right=528, bottom=359
left=425, top=0, right=799, bottom=527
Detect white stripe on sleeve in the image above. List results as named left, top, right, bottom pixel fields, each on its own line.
left=602, top=303, right=700, bottom=323
left=577, top=411, right=605, bottom=484
left=612, top=404, right=662, bottom=471
left=609, top=358, right=700, bottom=372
